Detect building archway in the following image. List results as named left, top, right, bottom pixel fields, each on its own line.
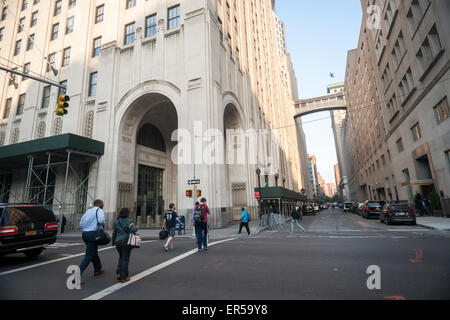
left=223, top=103, right=248, bottom=221
left=117, top=92, right=178, bottom=227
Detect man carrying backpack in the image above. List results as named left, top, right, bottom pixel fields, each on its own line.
left=291, top=205, right=305, bottom=233
left=193, top=198, right=210, bottom=252
left=163, top=203, right=184, bottom=252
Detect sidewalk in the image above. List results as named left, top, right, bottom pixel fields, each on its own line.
left=416, top=216, right=450, bottom=231
left=58, top=221, right=266, bottom=241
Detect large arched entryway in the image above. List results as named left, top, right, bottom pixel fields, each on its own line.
left=118, top=92, right=178, bottom=227
left=223, top=103, right=248, bottom=221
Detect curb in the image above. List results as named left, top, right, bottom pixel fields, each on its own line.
left=416, top=224, right=436, bottom=230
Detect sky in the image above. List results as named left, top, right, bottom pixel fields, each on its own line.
left=275, top=0, right=363, bottom=186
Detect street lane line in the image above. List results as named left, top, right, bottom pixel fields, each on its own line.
left=0, top=241, right=155, bottom=277
left=84, top=238, right=236, bottom=301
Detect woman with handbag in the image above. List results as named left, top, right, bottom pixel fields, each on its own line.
left=112, top=208, right=138, bottom=283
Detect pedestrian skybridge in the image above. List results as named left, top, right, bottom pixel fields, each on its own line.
left=294, top=92, right=347, bottom=118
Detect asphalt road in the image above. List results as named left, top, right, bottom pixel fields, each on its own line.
left=1, top=208, right=449, bottom=300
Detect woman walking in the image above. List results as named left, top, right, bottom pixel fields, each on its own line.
left=112, top=208, right=138, bottom=283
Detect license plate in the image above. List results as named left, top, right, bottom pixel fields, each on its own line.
left=376, top=208, right=380, bottom=211
left=398, top=212, right=405, bottom=216
left=25, top=230, right=37, bottom=236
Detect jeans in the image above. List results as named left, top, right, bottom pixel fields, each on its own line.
left=291, top=218, right=305, bottom=232
left=115, top=240, right=132, bottom=280
left=79, top=231, right=102, bottom=275
left=195, top=222, right=208, bottom=249
left=239, top=222, right=250, bottom=235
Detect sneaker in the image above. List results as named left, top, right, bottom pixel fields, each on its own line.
left=163, top=245, right=169, bottom=252
left=203, top=247, right=208, bottom=251
left=197, top=249, right=202, bottom=253
left=120, top=277, right=131, bottom=283
left=236, top=232, right=241, bottom=235
left=248, top=234, right=252, bottom=237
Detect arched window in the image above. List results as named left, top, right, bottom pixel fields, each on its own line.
left=10, top=128, right=19, bottom=144
left=37, top=121, right=46, bottom=139
left=85, top=111, right=94, bottom=138
left=54, top=118, right=62, bottom=136
left=137, top=123, right=166, bottom=152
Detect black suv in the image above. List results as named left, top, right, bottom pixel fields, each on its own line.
left=0, top=204, right=58, bottom=258
left=380, top=203, right=416, bottom=225
left=361, top=200, right=383, bottom=219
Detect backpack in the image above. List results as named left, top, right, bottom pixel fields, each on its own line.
left=193, top=205, right=204, bottom=224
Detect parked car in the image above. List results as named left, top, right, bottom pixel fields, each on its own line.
left=0, top=204, right=58, bottom=258
left=380, top=203, right=416, bottom=225
left=355, top=203, right=365, bottom=215
left=302, top=204, right=315, bottom=216
left=313, top=203, right=320, bottom=212
left=350, top=202, right=359, bottom=213
left=343, top=202, right=352, bottom=212
left=361, top=200, right=383, bottom=219
left=338, top=203, right=344, bottom=209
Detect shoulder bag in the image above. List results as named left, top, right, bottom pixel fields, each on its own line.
left=94, top=208, right=111, bottom=246
left=118, top=220, right=141, bottom=248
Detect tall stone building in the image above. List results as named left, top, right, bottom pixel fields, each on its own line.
left=0, top=0, right=305, bottom=229
left=343, top=0, right=450, bottom=213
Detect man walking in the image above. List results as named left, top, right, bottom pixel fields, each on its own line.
left=197, top=198, right=210, bottom=251
left=61, top=214, right=67, bottom=234
left=77, top=199, right=106, bottom=284
left=237, top=208, right=251, bottom=237
left=291, top=206, right=305, bottom=233
left=163, top=203, right=184, bottom=252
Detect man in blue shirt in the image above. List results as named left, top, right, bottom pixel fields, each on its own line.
left=237, top=208, right=251, bottom=237
left=77, top=199, right=106, bottom=284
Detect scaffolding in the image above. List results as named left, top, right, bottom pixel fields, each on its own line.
left=0, top=134, right=104, bottom=231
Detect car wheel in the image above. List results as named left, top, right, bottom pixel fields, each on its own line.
left=411, top=220, right=416, bottom=226
left=24, top=248, right=43, bottom=258
left=386, top=217, right=392, bottom=225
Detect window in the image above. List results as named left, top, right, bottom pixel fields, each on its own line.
left=3, top=98, right=12, bottom=119
left=23, top=63, right=30, bottom=80
left=89, top=72, right=98, bottom=96
left=27, top=34, right=34, bottom=50
left=47, top=53, right=56, bottom=72
left=51, top=23, right=59, bottom=40
left=42, top=85, right=51, bottom=109
left=126, top=0, right=136, bottom=9
left=392, top=31, right=406, bottom=70
left=54, top=0, right=62, bottom=16
left=0, top=28, right=4, bottom=41
left=66, top=16, right=74, bottom=34
left=17, top=94, right=26, bottom=116
left=68, top=0, right=76, bottom=9
left=217, top=17, right=223, bottom=42
left=14, top=40, right=22, bottom=56
left=92, top=37, right=101, bottom=57
left=1, top=7, right=7, bottom=21
left=396, top=138, right=404, bottom=153
left=30, top=11, right=38, bottom=27
left=34, top=0, right=40, bottom=4
left=95, top=5, right=104, bottom=23
left=62, top=47, right=71, bottom=66
left=407, top=0, right=431, bottom=35
left=145, top=14, right=157, bottom=37
left=434, top=97, right=449, bottom=124
left=411, top=122, right=422, bottom=141
left=387, top=94, right=399, bottom=120
left=124, top=22, right=135, bottom=45
left=22, top=0, right=28, bottom=11
left=18, top=17, right=25, bottom=33
left=399, top=68, right=414, bottom=102
left=416, top=25, right=443, bottom=75
left=168, top=5, right=180, bottom=30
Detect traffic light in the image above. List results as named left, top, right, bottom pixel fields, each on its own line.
left=56, top=94, right=70, bottom=116
left=196, top=189, right=201, bottom=198
left=186, top=190, right=193, bottom=198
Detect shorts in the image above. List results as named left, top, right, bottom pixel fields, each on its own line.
left=168, top=227, right=176, bottom=237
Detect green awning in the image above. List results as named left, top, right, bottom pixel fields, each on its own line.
left=0, top=134, right=104, bottom=171
left=255, top=186, right=307, bottom=201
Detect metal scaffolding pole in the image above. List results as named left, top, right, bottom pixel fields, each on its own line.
left=25, top=156, right=34, bottom=203
left=42, top=153, right=51, bottom=205
left=59, top=151, right=71, bottom=230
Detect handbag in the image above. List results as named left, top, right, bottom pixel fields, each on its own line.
left=118, top=220, right=141, bottom=248
left=159, top=229, right=169, bottom=240
left=94, top=209, right=111, bottom=246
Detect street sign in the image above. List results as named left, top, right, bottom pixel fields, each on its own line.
left=188, top=179, right=200, bottom=185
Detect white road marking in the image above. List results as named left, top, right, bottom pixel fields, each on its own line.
left=84, top=238, right=236, bottom=301
left=47, top=242, right=84, bottom=249
left=0, top=241, right=155, bottom=277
